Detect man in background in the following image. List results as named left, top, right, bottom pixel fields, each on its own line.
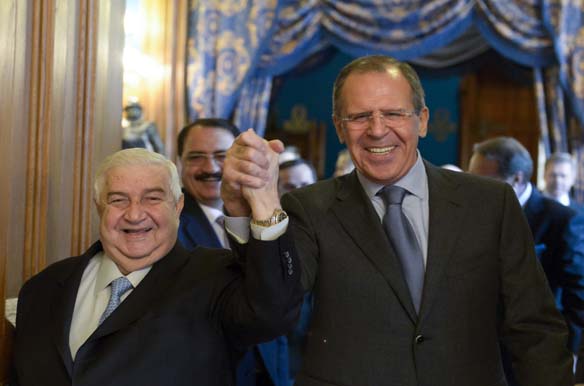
left=177, top=118, right=239, bottom=250
left=278, top=158, right=318, bottom=197
left=544, top=152, right=582, bottom=211
left=469, top=137, right=584, bottom=357
left=333, top=148, right=354, bottom=177
left=11, top=148, right=302, bottom=386
left=222, top=55, right=573, bottom=386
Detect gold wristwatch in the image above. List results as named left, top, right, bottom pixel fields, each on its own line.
left=250, top=208, right=288, bottom=227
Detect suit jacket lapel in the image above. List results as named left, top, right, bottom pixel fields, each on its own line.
left=84, top=243, right=189, bottom=344
left=419, top=162, right=464, bottom=324
left=50, top=243, right=101, bottom=376
left=523, top=189, right=546, bottom=242
left=181, top=191, right=222, bottom=248
left=332, top=172, right=418, bottom=322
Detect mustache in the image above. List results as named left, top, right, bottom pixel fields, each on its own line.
left=194, top=172, right=222, bottom=181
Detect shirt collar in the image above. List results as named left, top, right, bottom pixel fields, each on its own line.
left=517, top=183, right=533, bottom=207
left=543, top=191, right=570, bottom=206
left=199, top=202, right=225, bottom=223
left=357, top=150, right=428, bottom=200
left=94, top=251, right=151, bottom=296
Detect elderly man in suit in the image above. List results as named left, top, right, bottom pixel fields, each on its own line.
left=221, top=55, right=573, bottom=386
left=177, top=118, right=240, bottom=250
left=11, top=148, right=302, bottom=386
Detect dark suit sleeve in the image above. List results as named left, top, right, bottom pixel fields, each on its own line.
left=281, top=193, right=319, bottom=292
left=559, top=213, right=584, bottom=332
left=498, top=185, right=574, bottom=385
left=216, top=229, right=304, bottom=347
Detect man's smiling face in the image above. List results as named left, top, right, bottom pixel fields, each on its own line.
left=97, top=164, right=183, bottom=274
left=333, top=69, right=428, bottom=185
left=180, top=125, right=235, bottom=209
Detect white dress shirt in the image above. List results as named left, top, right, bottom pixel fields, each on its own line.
left=518, top=183, right=533, bottom=207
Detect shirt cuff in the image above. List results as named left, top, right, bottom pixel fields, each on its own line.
left=224, top=216, right=250, bottom=243
left=225, top=216, right=288, bottom=243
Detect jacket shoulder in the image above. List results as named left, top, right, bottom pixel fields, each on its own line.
left=20, top=255, right=85, bottom=293
left=283, top=175, right=347, bottom=211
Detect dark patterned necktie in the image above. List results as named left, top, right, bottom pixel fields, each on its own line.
left=99, top=276, right=133, bottom=325
left=378, top=185, right=425, bottom=313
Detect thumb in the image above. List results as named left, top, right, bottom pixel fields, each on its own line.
left=267, top=139, right=285, bottom=154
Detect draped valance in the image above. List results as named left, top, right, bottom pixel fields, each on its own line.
left=186, top=0, right=584, bottom=136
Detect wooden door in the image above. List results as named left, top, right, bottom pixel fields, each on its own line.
left=459, top=55, right=540, bottom=179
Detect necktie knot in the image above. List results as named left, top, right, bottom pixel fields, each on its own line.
left=216, top=215, right=225, bottom=228
left=99, top=276, right=133, bottom=325
left=110, top=276, right=133, bottom=297
left=378, top=185, right=407, bottom=205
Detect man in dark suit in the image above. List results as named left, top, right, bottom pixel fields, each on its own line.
left=221, top=55, right=573, bottom=386
left=11, top=148, right=302, bottom=386
left=177, top=118, right=240, bottom=250
left=469, top=136, right=584, bottom=355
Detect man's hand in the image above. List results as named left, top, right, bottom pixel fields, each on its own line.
left=221, top=129, right=284, bottom=219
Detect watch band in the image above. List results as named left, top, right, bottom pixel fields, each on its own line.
left=250, top=208, right=288, bottom=227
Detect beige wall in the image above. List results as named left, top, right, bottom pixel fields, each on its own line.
left=0, top=0, right=125, bottom=381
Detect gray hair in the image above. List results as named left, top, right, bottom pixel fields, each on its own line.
left=472, top=137, right=533, bottom=181
left=94, top=148, right=182, bottom=205
left=545, top=152, right=577, bottom=171
left=332, top=55, right=426, bottom=117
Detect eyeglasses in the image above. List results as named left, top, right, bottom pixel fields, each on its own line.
left=338, top=109, right=418, bottom=130
left=182, top=151, right=227, bottom=166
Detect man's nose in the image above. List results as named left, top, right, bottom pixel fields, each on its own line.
left=124, top=201, right=147, bottom=222
left=368, top=112, right=389, bottom=136
left=201, top=155, right=222, bottom=171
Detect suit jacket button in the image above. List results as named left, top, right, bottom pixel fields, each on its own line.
left=415, top=334, right=424, bottom=344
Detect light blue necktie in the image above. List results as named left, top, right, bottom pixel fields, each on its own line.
left=216, top=215, right=230, bottom=249
left=99, top=276, right=133, bottom=325
left=379, top=185, right=425, bottom=313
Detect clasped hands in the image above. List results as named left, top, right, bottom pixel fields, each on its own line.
left=221, top=129, right=284, bottom=221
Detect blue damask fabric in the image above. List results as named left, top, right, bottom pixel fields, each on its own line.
left=535, top=66, right=569, bottom=156
left=186, top=0, right=584, bottom=136
left=186, top=0, right=279, bottom=123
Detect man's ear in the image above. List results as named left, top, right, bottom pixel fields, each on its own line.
left=333, top=116, right=345, bottom=144
left=417, top=107, right=429, bottom=138
left=175, top=194, right=184, bottom=216
left=510, top=171, right=528, bottom=192
left=94, top=197, right=104, bottom=216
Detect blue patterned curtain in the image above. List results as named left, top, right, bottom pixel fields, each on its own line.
left=233, top=75, right=273, bottom=132
left=186, top=0, right=584, bottom=137
left=534, top=67, right=569, bottom=156
left=186, top=0, right=279, bottom=130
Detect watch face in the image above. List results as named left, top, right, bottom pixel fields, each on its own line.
left=276, top=211, right=288, bottom=222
